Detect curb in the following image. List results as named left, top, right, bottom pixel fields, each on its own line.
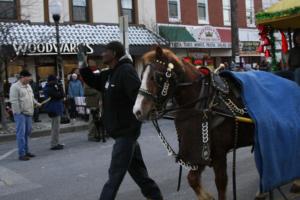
left=0, top=123, right=89, bottom=143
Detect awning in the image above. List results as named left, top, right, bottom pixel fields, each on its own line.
left=158, top=25, right=231, bottom=49
left=159, top=26, right=195, bottom=42
left=0, top=22, right=168, bottom=56
left=256, top=0, right=300, bottom=29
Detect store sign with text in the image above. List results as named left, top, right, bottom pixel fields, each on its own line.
left=170, top=41, right=231, bottom=49
left=13, top=43, right=94, bottom=56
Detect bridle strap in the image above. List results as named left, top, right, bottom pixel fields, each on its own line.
left=138, top=88, right=158, bottom=102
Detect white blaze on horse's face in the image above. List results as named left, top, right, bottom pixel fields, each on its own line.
left=133, top=65, right=153, bottom=121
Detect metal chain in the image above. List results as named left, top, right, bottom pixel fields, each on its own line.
left=152, top=120, right=198, bottom=170
left=220, top=95, right=246, bottom=115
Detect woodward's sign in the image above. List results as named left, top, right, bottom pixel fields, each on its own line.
left=13, top=43, right=94, bottom=56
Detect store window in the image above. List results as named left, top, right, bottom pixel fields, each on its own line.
left=168, top=0, right=180, bottom=22
left=246, top=0, right=255, bottom=27
left=197, top=0, right=209, bottom=24
left=71, top=0, right=89, bottom=22
left=121, top=0, right=136, bottom=24
left=222, top=0, right=231, bottom=26
left=0, top=0, right=17, bottom=20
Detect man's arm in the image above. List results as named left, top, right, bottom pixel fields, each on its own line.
left=78, top=44, right=103, bottom=91
left=9, top=85, right=21, bottom=114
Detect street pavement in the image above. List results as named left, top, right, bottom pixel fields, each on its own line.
left=0, top=119, right=299, bottom=200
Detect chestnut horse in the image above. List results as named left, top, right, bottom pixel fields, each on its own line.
left=133, top=47, right=300, bottom=199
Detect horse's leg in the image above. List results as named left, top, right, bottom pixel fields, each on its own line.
left=290, top=179, right=300, bottom=193
left=212, top=157, right=227, bottom=200
left=187, top=166, right=214, bottom=200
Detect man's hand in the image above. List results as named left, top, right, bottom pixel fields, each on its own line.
left=35, top=102, right=42, bottom=108
left=77, top=44, right=88, bottom=69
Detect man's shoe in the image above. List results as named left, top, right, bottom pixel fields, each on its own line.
left=50, top=144, right=64, bottom=150
left=19, top=156, right=30, bottom=161
left=26, top=152, right=36, bottom=157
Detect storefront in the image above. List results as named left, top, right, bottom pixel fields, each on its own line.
left=158, top=24, right=232, bottom=69
left=1, top=22, right=167, bottom=96
left=158, top=25, right=263, bottom=69
left=239, top=28, right=263, bottom=67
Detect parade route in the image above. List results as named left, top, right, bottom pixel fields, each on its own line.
left=0, top=120, right=299, bottom=200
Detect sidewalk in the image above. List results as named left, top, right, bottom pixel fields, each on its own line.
left=0, top=114, right=88, bottom=143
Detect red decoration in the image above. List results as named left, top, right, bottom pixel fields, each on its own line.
left=199, top=67, right=210, bottom=75
left=263, top=37, right=270, bottom=46
left=265, top=49, right=271, bottom=57
left=280, top=31, right=288, bottom=54
left=258, top=45, right=264, bottom=53
left=183, top=57, right=192, bottom=63
left=194, top=59, right=203, bottom=65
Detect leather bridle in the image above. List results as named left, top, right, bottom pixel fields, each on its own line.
left=138, top=60, right=208, bottom=119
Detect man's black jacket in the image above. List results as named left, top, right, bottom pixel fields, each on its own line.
left=80, top=57, right=142, bottom=138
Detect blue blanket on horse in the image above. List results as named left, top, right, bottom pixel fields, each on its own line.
left=222, top=71, right=300, bottom=192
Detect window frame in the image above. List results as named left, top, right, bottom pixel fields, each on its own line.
left=222, top=0, right=231, bottom=26
left=70, top=0, right=92, bottom=23
left=0, top=0, right=19, bottom=20
left=120, top=0, right=137, bottom=24
left=168, top=0, right=181, bottom=23
left=246, top=0, right=255, bottom=27
left=197, top=0, right=209, bottom=24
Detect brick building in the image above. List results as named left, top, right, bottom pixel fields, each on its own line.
left=156, top=0, right=264, bottom=67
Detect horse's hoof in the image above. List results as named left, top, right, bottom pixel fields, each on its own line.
left=290, top=183, right=300, bottom=193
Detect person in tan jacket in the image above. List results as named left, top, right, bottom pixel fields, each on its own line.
left=9, top=70, right=41, bottom=161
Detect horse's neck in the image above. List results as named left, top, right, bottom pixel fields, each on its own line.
left=174, top=64, right=201, bottom=106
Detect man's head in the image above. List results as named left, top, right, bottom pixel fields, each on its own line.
left=101, top=41, right=125, bottom=67
left=47, top=75, right=57, bottom=83
left=19, top=70, right=32, bottom=85
left=294, top=29, right=300, bottom=47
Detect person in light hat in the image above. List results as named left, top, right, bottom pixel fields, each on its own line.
left=67, top=73, right=84, bottom=122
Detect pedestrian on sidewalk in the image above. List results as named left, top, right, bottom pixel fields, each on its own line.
left=79, top=41, right=163, bottom=200
left=9, top=70, right=41, bottom=161
left=67, top=73, right=84, bottom=122
left=43, top=75, right=65, bottom=150
left=30, top=80, right=41, bottom=122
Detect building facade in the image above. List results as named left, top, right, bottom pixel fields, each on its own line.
left=0, top=0, right=164, bottom=96
left=155, top=0, right=264, bottom=68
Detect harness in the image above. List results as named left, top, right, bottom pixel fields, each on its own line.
left=138, top=60, right=253, bottom=168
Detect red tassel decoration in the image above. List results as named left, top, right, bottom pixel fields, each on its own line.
left=263, top=37, right=270, bottom=46
left=258, top=45, right=264, bottom=53
left=265, top=49, right=271, bottom=57
left=280, top=31, right=288, bottom=54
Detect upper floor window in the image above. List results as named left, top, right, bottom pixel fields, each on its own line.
left=72, top=0, right=89, bottom=22
left=168, top=0, right=180, bottom=22
left=197, top=0, right=209, bottom=24
left=121, top=0, right=135, bottom=24
left=0, top=0, right=17, bottom=20
left=222, top=0, right=231, bottom=26
left=246, top=0, right=255, bottom=27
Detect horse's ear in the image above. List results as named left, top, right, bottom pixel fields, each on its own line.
left=155, top=46, right=163, bottom=58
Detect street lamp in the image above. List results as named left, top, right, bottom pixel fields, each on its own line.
left=50, top=0, right=65, bottom=90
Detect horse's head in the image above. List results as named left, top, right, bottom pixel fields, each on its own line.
left=133, top=46, right=185, bottom=121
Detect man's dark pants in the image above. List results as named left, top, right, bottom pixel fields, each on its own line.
left=99, top=136, right=163, bottom=200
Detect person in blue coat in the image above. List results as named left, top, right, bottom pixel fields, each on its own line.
left=67, top=73, right=84, bottom=120
left=43, top=75, right=65, bottom=150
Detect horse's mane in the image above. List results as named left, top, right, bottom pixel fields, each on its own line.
left=142, top=48, right=184, bottom=69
